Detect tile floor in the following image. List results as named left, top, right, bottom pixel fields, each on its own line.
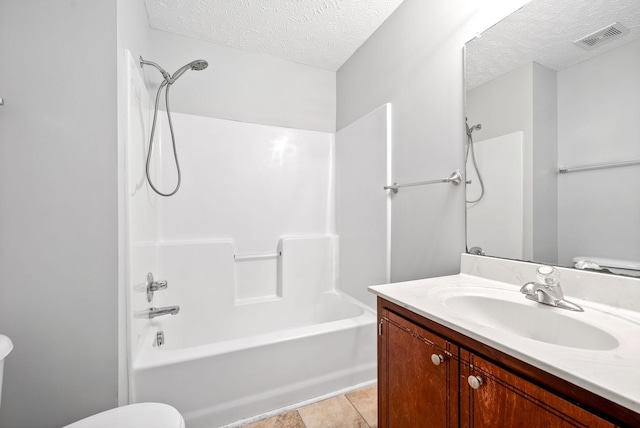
left=243, top=384, right=377, bottom=428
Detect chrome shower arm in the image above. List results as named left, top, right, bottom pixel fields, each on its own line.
left=140, top=56, right=171, bottom=82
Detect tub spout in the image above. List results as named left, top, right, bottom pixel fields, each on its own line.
left=148, top=306, right=180, bottom=319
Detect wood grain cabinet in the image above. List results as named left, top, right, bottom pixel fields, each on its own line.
left=378, top=298, right=618, bottom=428
left=379, top=310, right=459, bottom=427
left=460, top=350, right=612, bottom=428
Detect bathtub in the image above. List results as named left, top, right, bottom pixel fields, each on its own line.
left=130, top=237, right=377, bottom=428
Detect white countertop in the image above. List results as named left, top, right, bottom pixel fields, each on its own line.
left=369, top=272, right=640, bottom=414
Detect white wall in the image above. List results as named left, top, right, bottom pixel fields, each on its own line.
left=146, top=29, right=337, bottom=132
left=155, top=113, right=334, bottom=248
left=466, top=132, right=524, bottom=259
left=335, top=104, right=391, bottom=307
left=557, top=39, right=640, bottom=266
left=337, top=0, right=529, bottom=281
left=0, top=1, right=118, bottom=427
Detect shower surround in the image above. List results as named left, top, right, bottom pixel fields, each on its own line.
left=124, top=52, right=387, bottom=427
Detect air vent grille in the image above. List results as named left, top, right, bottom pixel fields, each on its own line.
left=574, top=22, right=630, bottom=50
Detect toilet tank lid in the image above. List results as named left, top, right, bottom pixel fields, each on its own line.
left=573, top=256, right=640, bottom=271
left=63, top=403, right=185, bottom=428
left=0, top=335, right=13, bottom=360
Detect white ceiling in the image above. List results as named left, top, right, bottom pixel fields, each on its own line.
left=144, top=0, right=406, bottom=71
left=465, top=0, right=640, bottom=90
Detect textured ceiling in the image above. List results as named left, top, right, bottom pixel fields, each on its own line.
left=466, top=0, right=640, bottom=90
left=144, top=0, right=406, bottom=71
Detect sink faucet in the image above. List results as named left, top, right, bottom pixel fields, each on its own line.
left=148, top=306, right=180, bottom=319
left=520, top=266, right=583, bottom=312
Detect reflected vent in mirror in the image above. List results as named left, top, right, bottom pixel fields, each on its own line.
left=574, top=22, right=629, bottom=50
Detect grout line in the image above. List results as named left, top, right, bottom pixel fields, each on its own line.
left=293, top=410, right=307, bottom=428
left=344, top=394, right=371, bottom=428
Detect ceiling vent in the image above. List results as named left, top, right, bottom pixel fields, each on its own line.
left=574, top=22, right=630, bottom=50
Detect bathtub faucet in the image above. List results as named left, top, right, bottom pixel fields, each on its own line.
left=148, top=306, right=180, bottom=319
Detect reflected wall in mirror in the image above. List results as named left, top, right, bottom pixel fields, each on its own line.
left=464, top=0, right=640, bottom=277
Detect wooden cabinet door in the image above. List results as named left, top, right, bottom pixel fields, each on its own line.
left=460, top=350, right=613, bottom=428
left=379, top=309, right=459, bottom=428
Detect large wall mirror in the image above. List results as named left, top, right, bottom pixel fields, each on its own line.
left=464, top=0, right=640, bottom=277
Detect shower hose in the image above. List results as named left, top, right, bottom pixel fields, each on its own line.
left=146, top=80, right=181, bottom=197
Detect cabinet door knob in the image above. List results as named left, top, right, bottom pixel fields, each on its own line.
left=431, top=354, right=444, bottom=366
left=468, top=375, right=483, bottom=390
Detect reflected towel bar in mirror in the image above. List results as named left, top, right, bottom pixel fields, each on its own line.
left=558, top=159, right=640, bottom=174
left=384, top=170, right=462, bottom=194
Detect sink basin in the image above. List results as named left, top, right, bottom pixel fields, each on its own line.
left=429, top=287, right=619, bottom=351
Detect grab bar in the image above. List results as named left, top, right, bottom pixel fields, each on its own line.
left=234, top=251, right=282, bottom=261
left=558, top=159, right=640, bottom=174
left=384, top=170, right=462, bottom=194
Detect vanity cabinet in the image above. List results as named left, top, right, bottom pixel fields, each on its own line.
left=378, top=298, right=618, bottom=428
left=379, top=310, right=459, bottom=427
left=460, top=350, right=611, bottom=427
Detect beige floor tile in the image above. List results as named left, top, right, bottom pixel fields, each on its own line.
left=346, top=384, right=378, bottom=428
left=243, top=410, right=306, bottom=428
left=298, top=395, right=368, bottom=428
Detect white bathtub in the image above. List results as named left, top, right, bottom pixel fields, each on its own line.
left=132, top=291, right=376, bottom=427
left=130, top=238, right=377, bottom=428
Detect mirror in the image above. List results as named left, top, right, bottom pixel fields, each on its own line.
left=464, top=0, right=640, bottom=277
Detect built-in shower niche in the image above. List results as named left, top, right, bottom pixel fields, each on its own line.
left=234, top=235, right=335, bottom=304
left=233, top=251, right=282, bottom=304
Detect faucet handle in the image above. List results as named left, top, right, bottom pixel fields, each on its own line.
left=146, top=272, right=168, bottom=302
left=536, top=265, right=559, bottom=286
left=150, top=279, right=168, bottom=291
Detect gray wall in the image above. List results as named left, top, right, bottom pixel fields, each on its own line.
left=145, top=28, right=337, bottom=132
left=0, top=1, right=118, bottom=427
left=531, top=62, right=558, bottom=264
left=557, top=39, right=640, bottom=266
left=337, top=0, right=527, bottom=281
left=117, top=0, right=153, bottom=405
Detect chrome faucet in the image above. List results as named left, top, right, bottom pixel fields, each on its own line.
left=520, top=266, right=583, bottom=312
left=148, top=306, right=180, bottom=319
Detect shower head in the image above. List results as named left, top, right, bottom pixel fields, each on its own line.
left=139, top=57, right=208, bottom=84
left=190, top=60, right=208, bottom=71
left=169, top=59, right=209, bottom=84
left=466, top=122, right=482, bottom=137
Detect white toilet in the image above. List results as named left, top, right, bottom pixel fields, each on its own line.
left=0, top=334, right=13, bottom=410
left=573, top=256, right=640, bottom=276
left=63, top=402, right=185, bottom=428
left=0, top=334, right=184, bottom=428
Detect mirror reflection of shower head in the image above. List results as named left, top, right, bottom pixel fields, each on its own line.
left=465, top=119, right=485, bottom=204
left=465, top=118, right=482, bottom=137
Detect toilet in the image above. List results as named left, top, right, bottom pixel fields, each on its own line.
left=63, top=402, right=185, bottom=428
left=573, top=256, right=640, bottom=276
left=0, top=334, right=184, bottom=428
left=0, top=334, right=13, bottom=410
